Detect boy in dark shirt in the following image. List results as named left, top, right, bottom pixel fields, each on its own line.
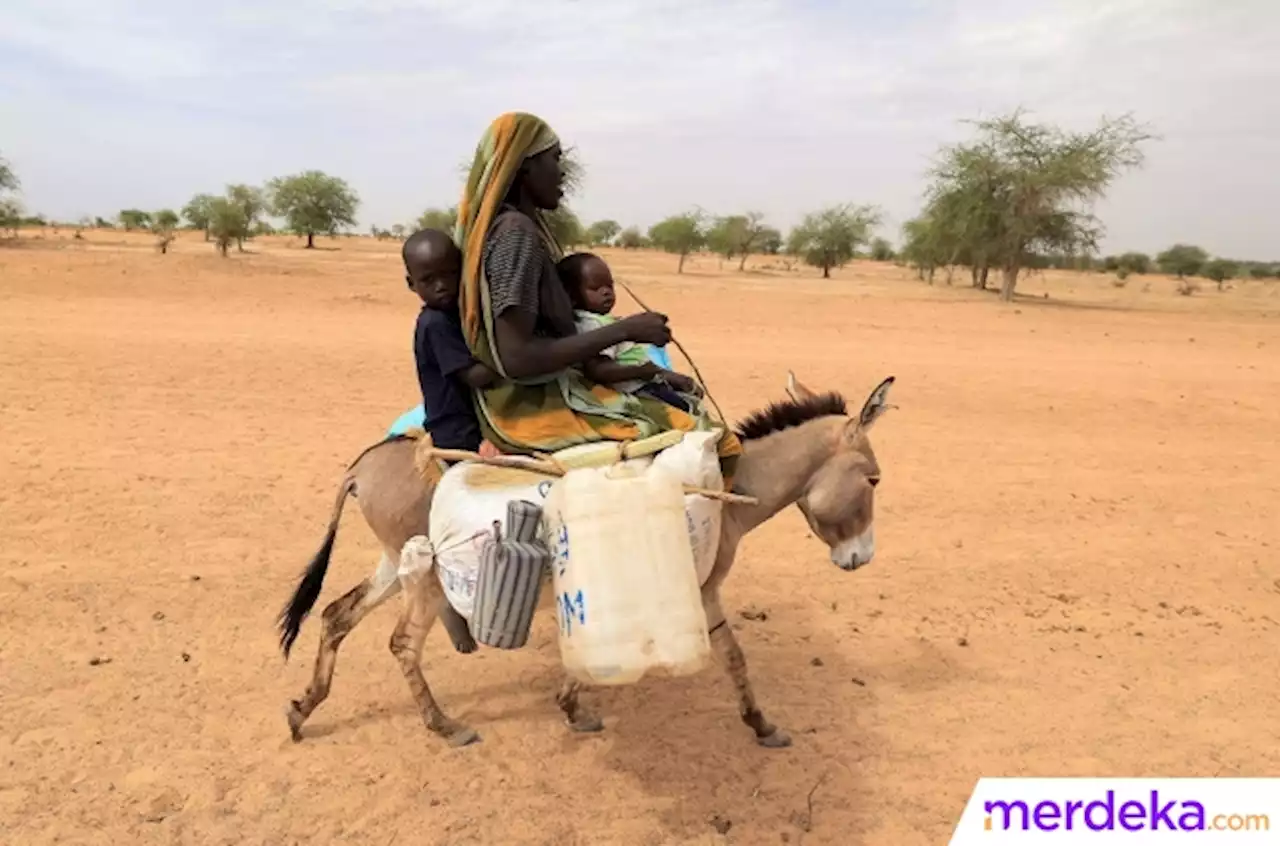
left=403, top=229, right=497, bottom=657
left=403, top=229, right=498, bottom=452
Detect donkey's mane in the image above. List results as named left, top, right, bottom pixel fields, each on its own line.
left=734, top=392, right=848, bottom=441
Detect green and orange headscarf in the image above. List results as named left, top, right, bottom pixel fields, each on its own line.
left=454, top=111, right=564, bottom=377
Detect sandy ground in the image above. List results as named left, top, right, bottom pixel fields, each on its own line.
left=2, top=230, right=1278, bottom=845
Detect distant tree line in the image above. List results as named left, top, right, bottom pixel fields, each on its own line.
left=4, top=125, right=1278, bottom=289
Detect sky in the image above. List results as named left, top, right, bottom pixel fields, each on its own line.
left=2, top=0, right=1277, bottom=257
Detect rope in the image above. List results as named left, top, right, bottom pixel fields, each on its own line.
left=614, top=278, right=731, bottom=429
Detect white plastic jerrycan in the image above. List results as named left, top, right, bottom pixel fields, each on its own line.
left=543, top=459, right=712, bottom=686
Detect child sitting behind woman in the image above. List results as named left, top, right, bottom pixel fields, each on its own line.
left=556, top=252, right=701, bottom=412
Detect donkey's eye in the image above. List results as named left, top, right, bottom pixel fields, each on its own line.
left=867, top=477, right=881, bottom=488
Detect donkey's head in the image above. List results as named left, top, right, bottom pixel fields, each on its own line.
left=786, top=371, right=894, bottom=571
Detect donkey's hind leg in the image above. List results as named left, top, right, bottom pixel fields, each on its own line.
left=389, top=578, right=479, bottom=747
left=555, top=677, right=604, bottom=733
left=703, top=588, right=792, bottom=749
left=287, top=553, right=402, bottom=741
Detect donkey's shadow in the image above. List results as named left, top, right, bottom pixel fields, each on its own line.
left=576, top=598, right=895, bottom=841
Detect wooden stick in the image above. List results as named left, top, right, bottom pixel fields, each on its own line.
left=421, top=447, right=759, bottom=505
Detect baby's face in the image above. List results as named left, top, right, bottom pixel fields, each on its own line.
left=577, top=258, right=616, bottom=314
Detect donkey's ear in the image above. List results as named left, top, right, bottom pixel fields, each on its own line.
left=786, top=370, right=817, bottom=402
left=857, top=376, right=895, bottom=430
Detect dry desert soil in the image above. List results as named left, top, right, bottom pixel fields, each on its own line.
left=2, top=230, right=1278, bottom=845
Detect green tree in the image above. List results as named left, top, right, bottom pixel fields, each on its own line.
left=151, top=209, right=180, bottom=254
left=1116, top=252, right=1151, bottom=274
left=226, top=184, right=265, bottom=251
left=757, top=227, right=783, bottom=255
left=391, top=223, right=406, bottom=241
left=1202, top=257, right=1238, bottom=291
left=0, top=155, right=18, bottom=233
left=870, top=237, right=896, bottom=262
left=585, top=219, right=621, bottom=246
left=1156, top=244, right=1208, bottom=279
left=182, top=194, right=216, bottom=240
left=267, top=171, right=359, bottom=248
left=207, top=197, right=248, bottom=257
left=921, top=110, right=1152, bottom=300
left=705, top=212, right=771, bottom=270
left=0, top=155, right=16, bottom=193
left=119, top=209, right=152, bottom=231
left=648, top=212, right=706, bottom=273
left=787, top=204, right=882, bottom=279
left=417, top=207, right=457, bottom=234
left=153, top=209, right=180, bottom=230
left=547, top=207, right=584, bottom=249
left=1247, top=263, right=1274, bottom=279
left=617, top=226, right=647, bottom=249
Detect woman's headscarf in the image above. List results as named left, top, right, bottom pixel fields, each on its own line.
left=454, top=111, right=562, bottom=358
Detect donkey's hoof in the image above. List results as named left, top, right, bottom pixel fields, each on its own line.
left=445, top=725, right=481, bottom=748
left=286, top=702, right=306, bottom=742
left=756, top=729, right=792, bottom=749
left=568, top=714, right=604, bottom=733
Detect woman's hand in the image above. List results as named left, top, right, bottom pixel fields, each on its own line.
left=618, top=312, right=672, bottom=346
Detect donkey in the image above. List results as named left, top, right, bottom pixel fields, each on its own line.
left=277, top=372, right=894, bottom=748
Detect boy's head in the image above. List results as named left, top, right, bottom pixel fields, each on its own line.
left=403, top=229, right=462, bottom=310
left=556, top=252, right=615, bottom=315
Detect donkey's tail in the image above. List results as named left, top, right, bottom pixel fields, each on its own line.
left=277, top=473, right=357, bottom=659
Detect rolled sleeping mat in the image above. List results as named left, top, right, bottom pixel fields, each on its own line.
left=470, top=500, right=550, bottom=649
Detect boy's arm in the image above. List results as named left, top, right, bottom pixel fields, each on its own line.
left=427, top=315, right=499, bottom=389
left=458, top=361, right=500, bottom=389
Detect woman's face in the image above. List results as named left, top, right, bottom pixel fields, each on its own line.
left=522, top=144, right=564, bottom=210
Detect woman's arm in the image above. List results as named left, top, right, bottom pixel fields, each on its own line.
left=582, top=356, right=659, bottom=386
left=494, top=310, right=667, bottom=379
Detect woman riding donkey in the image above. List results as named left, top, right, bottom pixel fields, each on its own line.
left=453, top=111, right=742, bottom=482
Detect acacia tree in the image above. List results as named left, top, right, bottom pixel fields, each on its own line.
left=617, top=226, right=646, bottom=249
left=649, top=212, right=706, bottom=273
left=182, top=194, right=216, bottom=240
left=267, top=171, right=359, bottom=248
left=0, top=155, right=19, bottom=236
left=706, top=212, right=771, bottom=271
left=417, top=207, right=457, bottom=233
left=150, top=208, right=180, bottom=254
left=119, top=209, right=152, bottom=231
left=207, top=197, right=249, bottom=257
left=923, top=110, right=1152, bottom=301
left=870, top=237, right=895, bottom=261
left=787, top=204, right=882, bottom=278
left=1202, top=258, right=1238, bottom=291
left=547, top=207, right=584, bottom=249
left=585, top=219, right=621, bottom=246
left=1156, top=244, right=1207, bottom=279
left=227, top=184, right=265, bottom=251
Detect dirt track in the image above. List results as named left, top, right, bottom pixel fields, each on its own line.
left=2, top=231, right=1278, bottom=844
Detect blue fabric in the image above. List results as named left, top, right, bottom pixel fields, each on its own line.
left=646, top=344, right=673, bottom=370
left=388, top=405, right=426, bottom=436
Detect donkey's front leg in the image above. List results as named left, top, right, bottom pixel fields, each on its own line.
left=704, top=589, right=792, bottom=748
left=555, top=677, right=604, bottom=733
left=389, top=579, right=480, bottom=747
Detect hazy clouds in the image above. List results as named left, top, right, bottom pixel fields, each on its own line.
left=2, top=0, right=1276, bottom=256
